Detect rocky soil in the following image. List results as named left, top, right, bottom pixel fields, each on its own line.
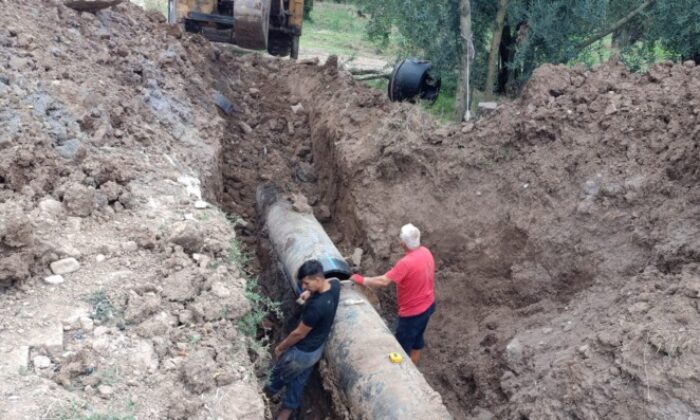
left=2, top=0, right=700, bottom=419
left=0, top=1, right=265, bottom=418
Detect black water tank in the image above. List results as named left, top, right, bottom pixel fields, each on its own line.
left=388, top=58, right=441, bottom=103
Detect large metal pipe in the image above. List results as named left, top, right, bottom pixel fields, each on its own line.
left=257, top=185, right=452, bottom=419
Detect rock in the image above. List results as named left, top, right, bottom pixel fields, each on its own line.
left=194, top=200, right=208, bottom=209
left=99, top=181, right=122, bottom=202
left=597, top=330, right=622, bottom=348
left=95, top=254, right=106, bottom=263
left=44, top=275, right=65, bottom=285
left=291, top=194, right=312, bottom=214
left=351, top=248, right=363, bottom=267
left=33, top=355, right=51, bottom=369
left=80, top=316, right=94, bottom=332
left=121, top=241, right=138, bottom=253
left=38, top=198, right=64, bottom=220
left=63, top=184, right=96, bottom=217
left=505, top=338, right=524, bottom=363
left=55, top=139, right=82, bottom=160
left=50, top=257, right=80, bottom=275
left=97, top=384, right=113, bottom=398
left=211, top=281, right=231, bottom=298
left=295, top=162, right=317, bottom=183
left=291, top=103, right=304, bottom=114
left=92, top=336, right=110, bottom=353
left=178, top=310, right=194, bottom=325
left=168, top=221, right=203, bottom=253
left=577, top=344, right=591, bottom=359
left=239, top=121, right=253, bottom=134
left=94, top=326, right=109, bottom=337
left=315, top=205, right=331, bottom=222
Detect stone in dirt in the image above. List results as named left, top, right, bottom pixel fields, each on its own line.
left=63, top=184, right=97, bottom=217
left=50, top=257, right=80, bottom=275
left=351, top=248, right=363, bottom=268
left=97, top=384, right=113, bottom=398
left=38, top=198, right=64, bottom=220
left=121, top=241, right=138, bottom=253
left=33, top=355, right=51, bottom=369
left=168, top=221, right=203, bottom=254
left=315, top=205, right=331, bottom=222
left=44, top=275, right=65, bottom=285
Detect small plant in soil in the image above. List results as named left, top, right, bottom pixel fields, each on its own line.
left=86, top=290, right=116, bottom=323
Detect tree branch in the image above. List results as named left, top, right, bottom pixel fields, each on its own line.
left=354, top=73, right=391, bottom=81
left=577, top=0, right=656, bottom=52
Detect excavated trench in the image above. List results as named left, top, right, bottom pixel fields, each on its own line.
left=205, top=52, right=700, bottom=420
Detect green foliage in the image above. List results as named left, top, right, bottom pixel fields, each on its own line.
left=642, top=0, right=700, bottom=61
left=86, top=290, right=115, bottom=323
left=237, top=276, right=281, bottom=338
left=357, top=0, right=700, bottom=97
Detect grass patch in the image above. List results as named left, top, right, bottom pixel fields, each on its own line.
left=300, top=2, right=398, bottom=58
left=45, top=399, right=136, bottom=420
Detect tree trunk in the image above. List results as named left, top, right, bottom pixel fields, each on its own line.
left=454, top=0, right=474, bottom=122
left=497, top=24, right=514, bottom=94
left=484, top=0, right=509, bottom=101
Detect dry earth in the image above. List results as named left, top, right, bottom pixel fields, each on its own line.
left=2, top=0, right=700, bottom=419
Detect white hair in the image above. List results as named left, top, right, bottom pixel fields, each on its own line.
left=399, top=223, right=421, bottom=250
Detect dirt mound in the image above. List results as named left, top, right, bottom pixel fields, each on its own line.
left=281, top=58, right=700, bottom=417
left=0, top=1, right=269, bottom=418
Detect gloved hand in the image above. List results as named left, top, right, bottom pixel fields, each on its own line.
left=350, top=273, right=365, bottom=285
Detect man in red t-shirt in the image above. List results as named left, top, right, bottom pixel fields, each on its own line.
left=350, top=223, right=436, bottom=365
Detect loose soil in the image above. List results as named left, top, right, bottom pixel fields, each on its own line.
left=2, top=1, right=700, bottom=419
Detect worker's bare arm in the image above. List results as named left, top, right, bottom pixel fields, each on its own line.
left=353, top=274, right=392, bottom=288
left=275, top=321, right=312, bottom=357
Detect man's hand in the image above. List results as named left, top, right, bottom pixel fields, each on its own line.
left=296, top=290, right=311, bottom=305
left=274, top=344, right=285, bottom=359
left=350, top=274, right=365, bottom=285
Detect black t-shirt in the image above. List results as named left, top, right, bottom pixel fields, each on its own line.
left=296, top=279, right=341, bottom=352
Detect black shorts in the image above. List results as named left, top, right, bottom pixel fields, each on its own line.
left=395, top=302, right=436, bottom=352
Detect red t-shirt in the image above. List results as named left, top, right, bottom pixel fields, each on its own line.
left=385, top=246, right=435, bottom=317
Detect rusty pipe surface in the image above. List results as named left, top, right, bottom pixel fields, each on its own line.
left=256, top=185, right=351, bottom=293
left=256, top=185, right=452, bottom=419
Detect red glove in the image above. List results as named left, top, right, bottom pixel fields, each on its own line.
left=350, top=274, right=365, bottom=285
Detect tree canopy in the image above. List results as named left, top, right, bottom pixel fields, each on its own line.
left=357, top=0, right=700, bottom=96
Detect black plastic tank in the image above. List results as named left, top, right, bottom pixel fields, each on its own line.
left=388, top=58, right=441, bottom=103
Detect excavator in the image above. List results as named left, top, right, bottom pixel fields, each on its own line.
left=169, top=0, right=304, bottom=59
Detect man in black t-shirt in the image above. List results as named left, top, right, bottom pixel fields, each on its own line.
left=263, top=259, right=340, bottom=420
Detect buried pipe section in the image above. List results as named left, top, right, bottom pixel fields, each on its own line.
left=257, top=185, right=452, bottom=419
